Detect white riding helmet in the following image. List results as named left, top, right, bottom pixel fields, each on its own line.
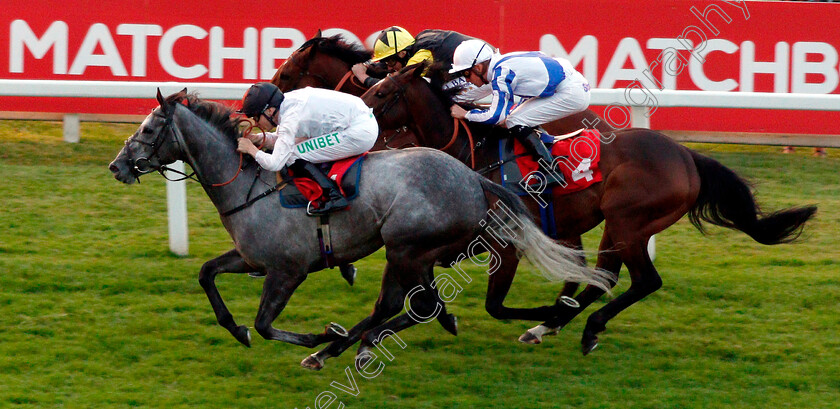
left=449, top=39, right=494, bottom=74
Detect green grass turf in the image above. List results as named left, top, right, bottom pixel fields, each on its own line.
left=0, top=120, right=838, bottom=408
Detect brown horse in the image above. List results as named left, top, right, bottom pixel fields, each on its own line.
left=270, top=33, right=420, bottom=150
left=270, top=32, right=371, bottom=95
left=361, top=63, right=818, bottom=354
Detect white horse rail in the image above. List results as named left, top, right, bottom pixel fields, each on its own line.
left=1, top=79, right=839, bottom=255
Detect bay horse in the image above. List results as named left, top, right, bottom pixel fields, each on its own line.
left=108, top=89, right=612, bottom=369
left=270, top=33, right=416, bottom=151
left=361, top=63, right=818, bottom=354
left=271, top=32, right=372, bottom=96
left=269, top=32, right=614, bottom=150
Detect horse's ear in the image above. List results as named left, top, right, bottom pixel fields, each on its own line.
left=411, top=61, right=428, bottom=78
left=156, top=87, right=171, bottom=116
left=315, top=29, right=322, bottom=39
left=156, top=87, right=165, bottom=106
left=178, top=88, right=190, bottom=107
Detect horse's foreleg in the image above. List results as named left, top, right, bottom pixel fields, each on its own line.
left=254, top=269, right=347, bottom=348
left=521, top=231, right=622, bottom=344
left=198, top=249, right=257, bottom=347
left=484, top=247, right=561, bottom=322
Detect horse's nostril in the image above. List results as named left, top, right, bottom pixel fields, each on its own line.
left=109, top=163, right=120, bottom=174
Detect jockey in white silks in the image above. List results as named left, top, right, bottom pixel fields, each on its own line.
left=236, top=83, right=378, bottom=215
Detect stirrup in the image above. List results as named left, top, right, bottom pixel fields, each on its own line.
left=306, top=197, right=348, bottom=216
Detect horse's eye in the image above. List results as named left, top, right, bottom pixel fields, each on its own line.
left=141, top=127, right=154, bottom=134
left=375, top=92, right=384, bottom=98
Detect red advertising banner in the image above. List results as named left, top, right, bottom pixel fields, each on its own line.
left=1, top=0, right=838, bottom=133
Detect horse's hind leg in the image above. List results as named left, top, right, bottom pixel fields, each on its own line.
left=198, top=249, right=258, bottom=347
left=350, top=253, right=455, bottom=366
left=353, top=280, right=445, bottom=367
left=520, top=231, right=622, bottom=344
left=253, top=269, right=348, bottom=348
left=557, top=236, right=585, bottom=299
left=302, top=264, right=405, bottom=370
left=580, top=237, right=660, bottom=355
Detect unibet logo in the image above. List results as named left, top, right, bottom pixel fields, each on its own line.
left=296, top=132, right=341, bottom=154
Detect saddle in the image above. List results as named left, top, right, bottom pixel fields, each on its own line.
left=277, top=154, right=366, bottom=210
left=499, top=129, right=604, bottom=196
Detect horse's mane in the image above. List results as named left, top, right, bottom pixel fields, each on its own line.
left=300, top=35, right=371, bottom=65
left=165, top=92, right=244, bottom=140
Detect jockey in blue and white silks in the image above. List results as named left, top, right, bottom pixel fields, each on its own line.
left=459, top=51, right=591, bottom=128
left=449, top=40, right=591, bottom=171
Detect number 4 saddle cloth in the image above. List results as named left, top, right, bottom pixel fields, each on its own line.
left=500, top=129, right=603, bottom=196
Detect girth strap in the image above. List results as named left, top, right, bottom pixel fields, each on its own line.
left=317, top=215, right=336, bottom=268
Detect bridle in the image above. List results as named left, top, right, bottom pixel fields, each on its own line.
left=126, top=107, right=246, bottom=188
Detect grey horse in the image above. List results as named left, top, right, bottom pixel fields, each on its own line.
left=108, top=89, right=611, bottom=369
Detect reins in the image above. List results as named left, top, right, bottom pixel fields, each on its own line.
left=335, top=71, right=353, bottom=91
left=440, top=118, right=476, bottom=170
left=206, top=118, right=266, bottom=188
left=157, top=117, right=254, bottom=188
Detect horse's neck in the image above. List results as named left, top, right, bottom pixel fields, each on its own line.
left=173, top=106, right=258, bottom=212
left=409, top=85, right=455, bottom=148
left=408, top=86, right=496, bottom=170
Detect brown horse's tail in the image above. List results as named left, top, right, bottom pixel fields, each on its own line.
left=688, top=150, right=817, bottom=245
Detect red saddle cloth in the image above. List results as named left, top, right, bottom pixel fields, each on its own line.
left=292, top=153, right=367, bottom=204
left=515, top=129, right=603, bottom=194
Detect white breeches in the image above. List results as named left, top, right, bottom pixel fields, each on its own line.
left=504, top=78, right=591, bottom=128
left=292, top=113, right=379, bottom=164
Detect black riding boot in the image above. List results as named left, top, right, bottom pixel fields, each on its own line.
left=510, top=125, right=555, bottom=174
left=289, top=161, right=349, bottom=216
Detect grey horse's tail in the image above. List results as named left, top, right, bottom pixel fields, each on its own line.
left=478, top=178, right=613, bottom=292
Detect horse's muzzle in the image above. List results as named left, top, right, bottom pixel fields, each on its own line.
left=109, top=159, right=138, bottom=184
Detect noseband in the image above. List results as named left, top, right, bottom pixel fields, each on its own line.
left=127, top=113, right=176, bottom=176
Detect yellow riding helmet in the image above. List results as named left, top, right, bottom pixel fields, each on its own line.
left=371, top=26, right=415, bottom=62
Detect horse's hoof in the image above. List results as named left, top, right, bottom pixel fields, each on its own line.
left=301, top=353, right=324, bottom=371
left=518, top=325, right=560, bottom=345
left=355, top=346, right=373, bottom=369
left=233, top=325, right=251, bottom=347
left=581, top=334, right=599, bottom=356
left=439, top=313, right=458, bottom=336
left=340, top=264, right=356, bottom=286
left=326, top=322, right=348, bottom=338
left=518, top=330, right=542, bottom=345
